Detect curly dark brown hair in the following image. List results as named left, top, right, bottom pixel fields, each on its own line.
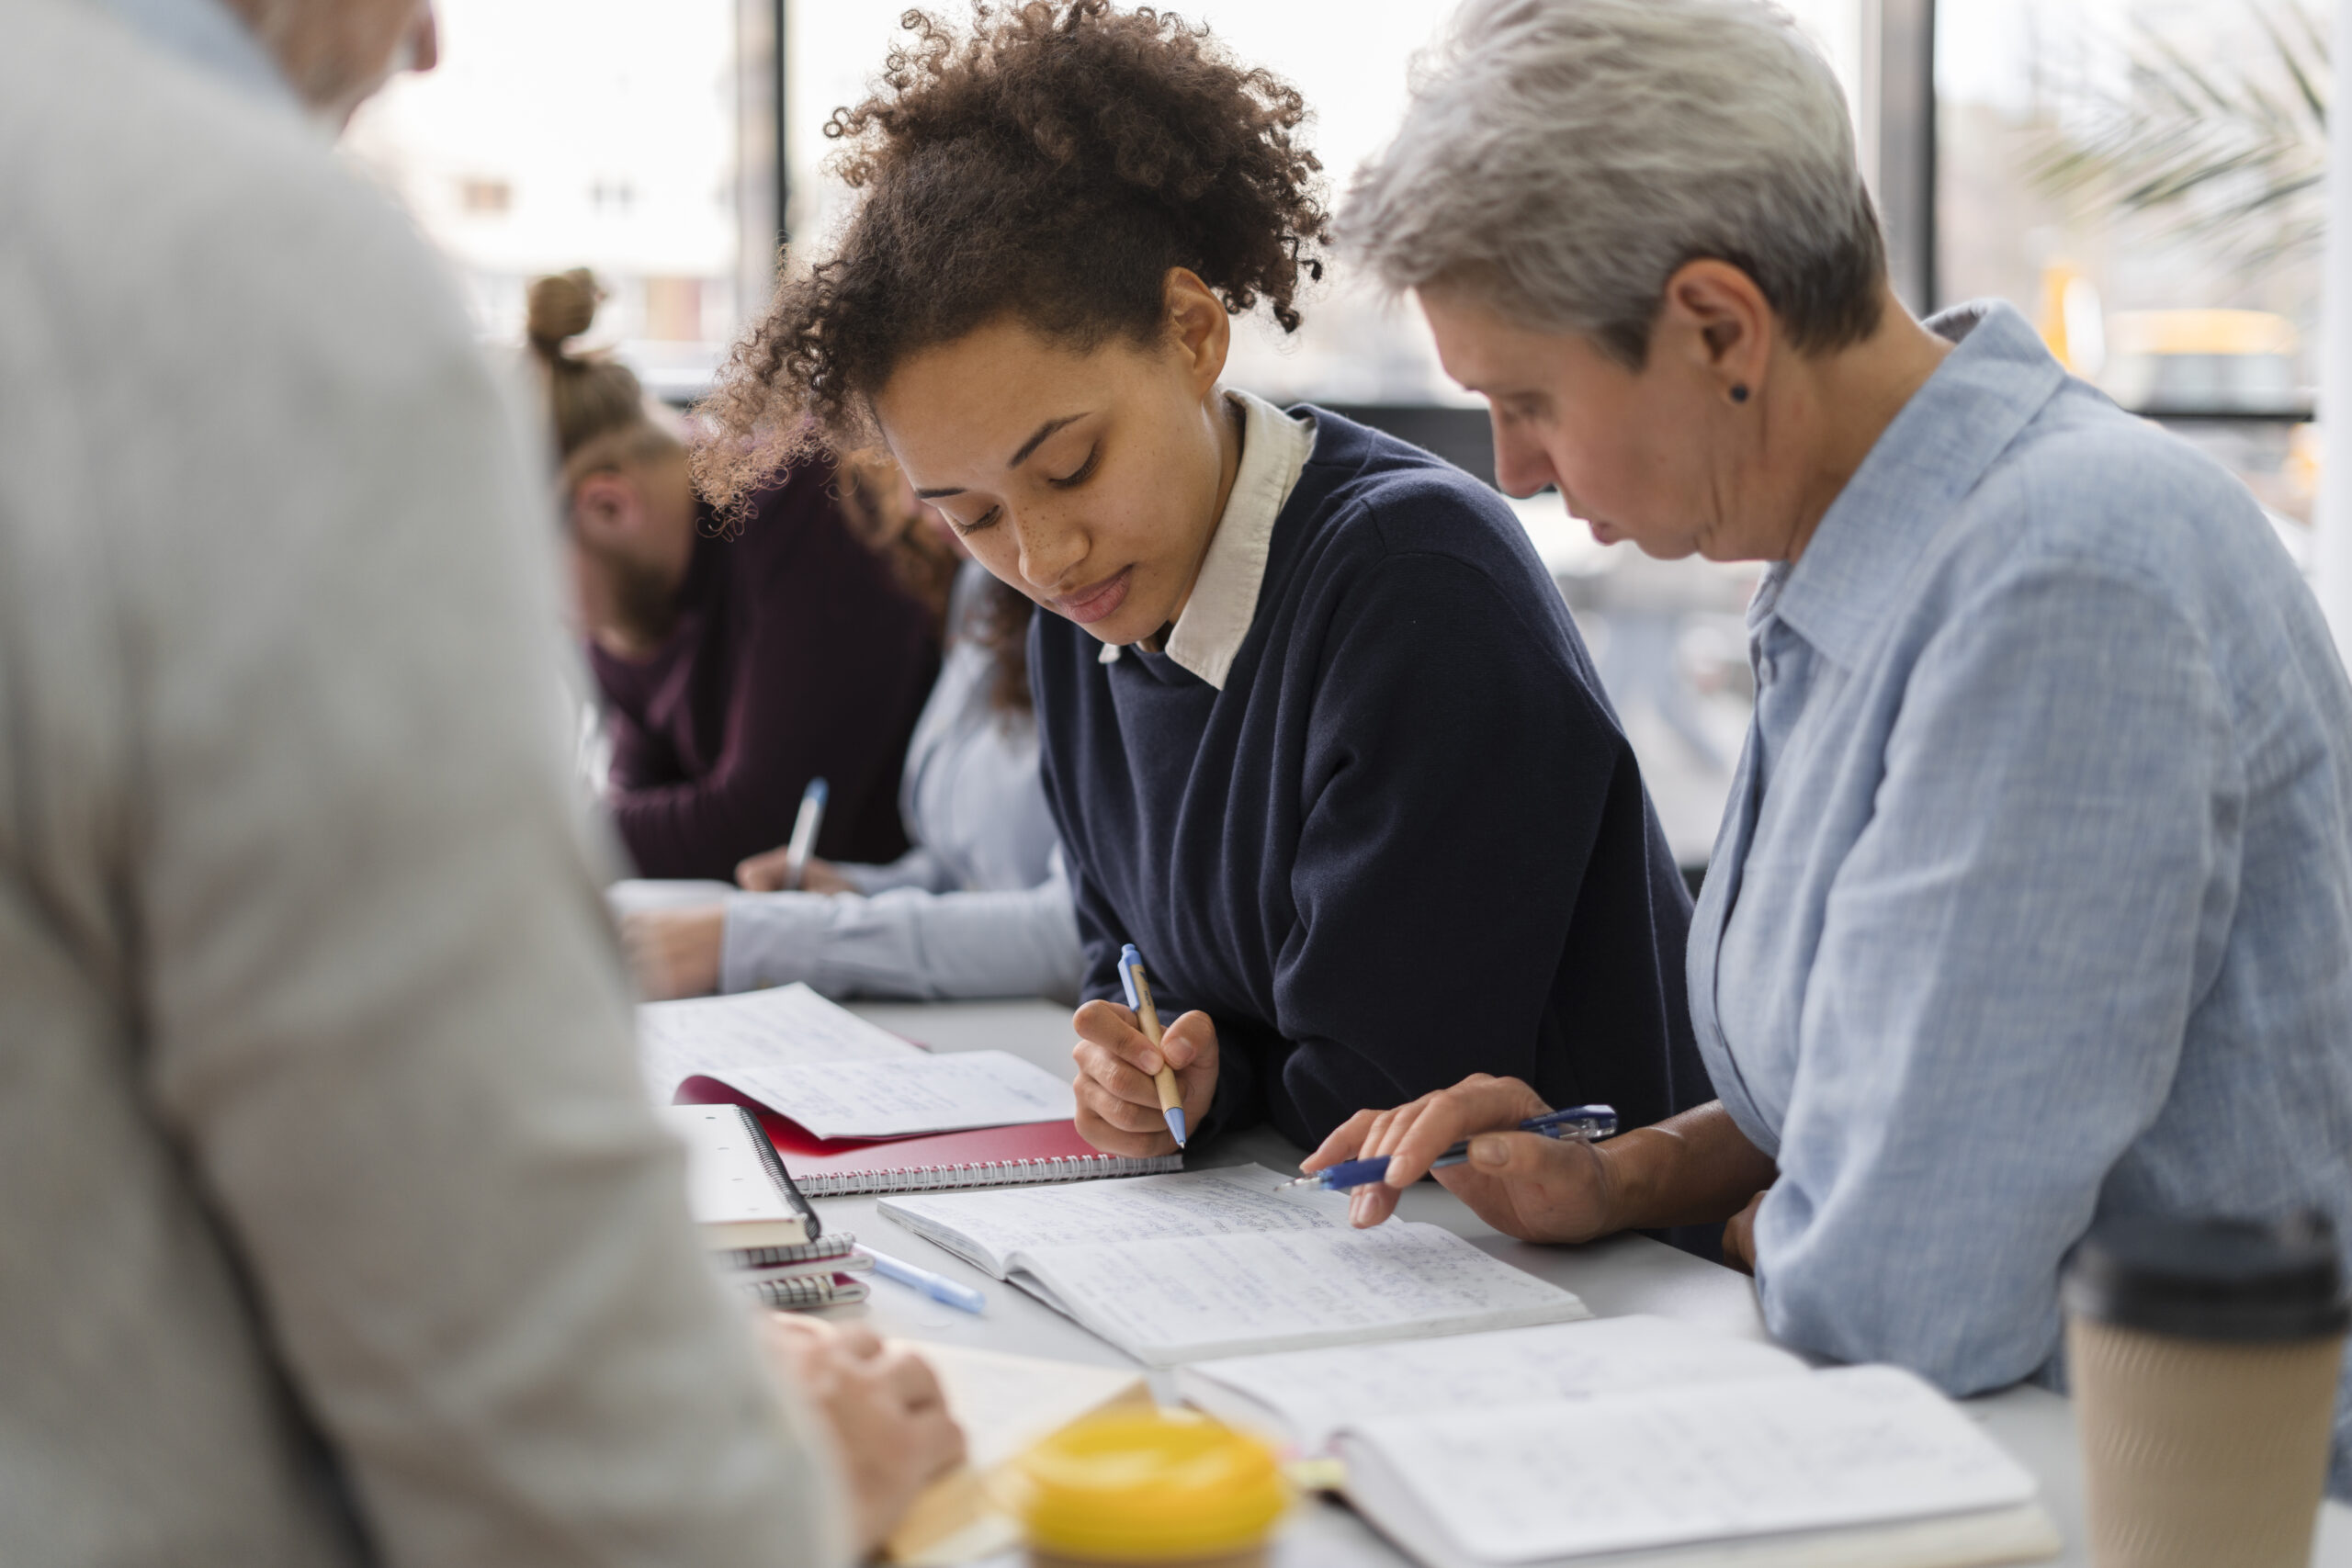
left=692, top=1, right=1329, bottom=519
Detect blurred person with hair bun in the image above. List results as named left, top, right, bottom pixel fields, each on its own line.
left=698, top=0, right=1707, bottom=1173
left=530, top=267, right=940, bottom=881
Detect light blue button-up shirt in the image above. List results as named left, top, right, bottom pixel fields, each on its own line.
left=1690, top=301, right=2352, bottom=1497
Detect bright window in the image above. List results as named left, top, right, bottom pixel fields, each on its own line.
left=344, top=0, right=763, bottom=400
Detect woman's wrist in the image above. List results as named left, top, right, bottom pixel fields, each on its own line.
left=1589, top=1125, right=1675, bottom=1235
left=1591, top=1102, right=1775, bottom=1234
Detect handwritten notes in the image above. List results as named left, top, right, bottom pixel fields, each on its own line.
left=1012, top=1223, right=1588, bottom=1366
left=638, top=982, right=922, bottom=1107
left=1338, top=1365, right=2041, bottom=1563
left=880, top=1167, right=1340, bottom=1275
left=1178, top=1315, right=1808, bottom=1454
left=749, top=1050, right=1076, bottom=1139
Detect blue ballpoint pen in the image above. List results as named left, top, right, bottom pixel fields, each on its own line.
left=1283, top=1105, right=1619, bottom=1191
left=1116, top=944, right=1189, bottom=1148
left=858, top=1247, right=987, bottom=1314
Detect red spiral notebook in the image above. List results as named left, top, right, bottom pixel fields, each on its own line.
left=675, top=1076, right=1183, bottom=1197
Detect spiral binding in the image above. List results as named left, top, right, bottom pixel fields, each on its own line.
left=741, top=1272, right=850, bottom=1309
left=797, top=1150, right=1184, bottom=1197
left=725, top=1233, right=856, bottom=1270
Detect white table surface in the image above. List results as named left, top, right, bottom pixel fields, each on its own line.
left=833, top=998, right=2352, bottom=1568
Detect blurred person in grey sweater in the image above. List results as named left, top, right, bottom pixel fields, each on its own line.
left=0, top=2, right=959, bottom=1563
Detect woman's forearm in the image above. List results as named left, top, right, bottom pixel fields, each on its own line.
left=1599, top=1100, right=1777, bottom=1232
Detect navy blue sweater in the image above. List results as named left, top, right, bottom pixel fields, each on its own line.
left=1035, top=410, right=1707, bottom=1153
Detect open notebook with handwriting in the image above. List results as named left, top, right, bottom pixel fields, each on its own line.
left=643, top=984, right=1182, bottom=1195
left=878, top=1166, right=1589, bottom=1366
left=1176, top=1319, right=2058, bottom=1568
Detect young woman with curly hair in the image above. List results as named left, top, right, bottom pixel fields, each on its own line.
left=696, top=0, right=1708, bottom=1190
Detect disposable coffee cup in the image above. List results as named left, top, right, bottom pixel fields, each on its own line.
left=2062, top=1212, right=2347, bottom=1568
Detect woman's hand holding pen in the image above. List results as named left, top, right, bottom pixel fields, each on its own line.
left=1309, top=1077, right=1782, bottom=1252
left=1070, top=999, right=1217, bottom=1156
left=1306, top=1074, right=1621, bottom=1239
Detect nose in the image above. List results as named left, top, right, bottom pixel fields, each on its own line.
left=1488, top=416, right=1558, bottom=502
left=1011, top=506, right=1087, bottom=594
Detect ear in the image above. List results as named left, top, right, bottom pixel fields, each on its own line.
left=1655, top=259, right=1774, bottom=400
left=569, top=468, right=643, bottom=547
left=1162, top=267, right=1233, bottom=397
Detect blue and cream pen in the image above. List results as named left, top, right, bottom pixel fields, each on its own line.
left=1284, top=1104, right=1618, bottom=1191
left=1116, top=943, right=1189, bottom=1148
left=858, top=1247, right=986, bottom=1314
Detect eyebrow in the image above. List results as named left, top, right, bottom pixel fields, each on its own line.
left=911, top=412, right=1089, bottom=501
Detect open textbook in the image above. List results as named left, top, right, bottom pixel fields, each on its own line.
left=638, top=983, right=1075, bottom=1138
left=879, top=1167, right=1589, bottom=1365
left=1336, top=1364, right=2059, bottom=1568
left=1176, top=1314, right=1811, bottom=1454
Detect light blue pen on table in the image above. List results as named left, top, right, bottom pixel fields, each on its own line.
left=1283, top=1105, right=1619, bottom=1191
left=857, top=1246, right=987, bottom=1314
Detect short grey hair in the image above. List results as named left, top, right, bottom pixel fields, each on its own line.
left=1343, top=0, right=1885, bottom=366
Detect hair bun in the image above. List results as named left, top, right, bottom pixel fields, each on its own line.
left=527, top=268, right=603, bottom=355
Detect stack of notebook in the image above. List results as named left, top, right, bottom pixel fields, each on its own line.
left=665, top=1101, right=869, bottom=1310
left=644, top=984, right=1183, bottom=1195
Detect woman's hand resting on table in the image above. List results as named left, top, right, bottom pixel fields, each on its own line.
left=1069, top=998, right=1218, bottom=1156
left=1306, top=1074, right=1622, bottom=1239
left=757, top=1314, right=966, bottom=1556
left=1305, top=1077, right=1781, bottom=1253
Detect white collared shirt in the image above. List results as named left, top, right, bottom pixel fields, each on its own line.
left=1098, top=388, right=1315, bottom=690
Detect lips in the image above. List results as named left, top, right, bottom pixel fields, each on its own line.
left=1054, top=567, right=1132, bottom=626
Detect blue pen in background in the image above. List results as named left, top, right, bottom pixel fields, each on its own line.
left=779, top=777, right=828, bottom=891
left=1116, top=944, right=1189, bottom=1148
left=1284, top=1104, right=1618, bottom=1191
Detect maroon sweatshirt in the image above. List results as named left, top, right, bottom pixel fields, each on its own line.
left=590, top=466, right=940, bottom=880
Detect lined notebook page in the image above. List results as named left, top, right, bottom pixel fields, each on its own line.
left=1179, top=1315, right=1808, bottom=1453
left=752, top=1051, right=1077, bottom=1138
left=639, top=982, right=920, bottom=1104
left=1011, top=1222, right=1589, bottom=1365
left=880, top=1167, right=1340, bottom=1275
left=1339, top=1365, right=2040, bottom=1563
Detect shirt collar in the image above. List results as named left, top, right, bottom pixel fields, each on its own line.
left=95, top=0, right=300, bottom=112
left=1097, top=389, right=1317, bottom=690
left=1768, top=300, right=2067, bottom=669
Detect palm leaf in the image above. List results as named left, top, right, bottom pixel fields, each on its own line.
left=2027, top=0, right=2328, bottom=278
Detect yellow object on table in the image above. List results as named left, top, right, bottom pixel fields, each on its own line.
left=1001, top=1408, right=1291, bottom=1568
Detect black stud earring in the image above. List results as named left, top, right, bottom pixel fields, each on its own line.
left=1730, top=383, right=1750, bottom=403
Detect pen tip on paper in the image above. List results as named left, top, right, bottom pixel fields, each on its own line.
left=1165, top=1106, right=1188, bottom=1148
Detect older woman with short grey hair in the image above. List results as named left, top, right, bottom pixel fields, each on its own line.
left=1312, top=0, right=2352, bottom=1496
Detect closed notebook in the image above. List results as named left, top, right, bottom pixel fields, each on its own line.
left=678, top=1078, right=1182, bottom=1197
left=663, top=1102, right=820, bottom=1249
left=1334, top=1364, right=2059, bottom=1568
left=879, top=1167, right=1589, bottom=1366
